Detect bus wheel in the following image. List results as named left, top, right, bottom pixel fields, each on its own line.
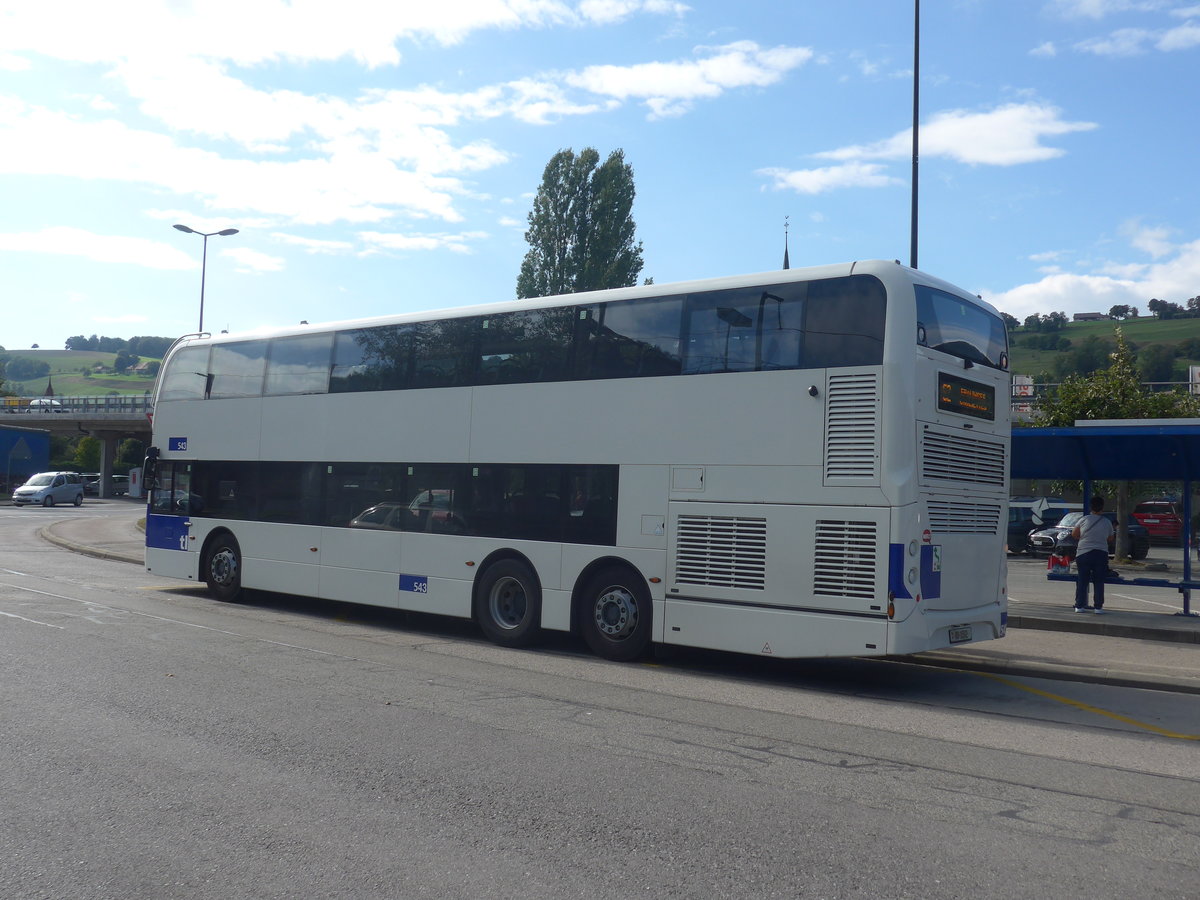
left=205, top=536, right=243, bottom=603
left=475, top=559, right=541, bottom=647
left=580, top=566, right=652, bottom=662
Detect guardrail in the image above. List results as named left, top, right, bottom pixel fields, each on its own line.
left=3, top=394, right=153, bottom=415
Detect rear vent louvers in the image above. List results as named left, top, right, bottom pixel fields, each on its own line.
left=813, top=520, right=878, bottom=599
left=825, top=373, right=881, bottom=482
left=921, top=430, right=1007, bottom=488
left=675, top=515, right=767, bottom=590
left=927, top=501, right=1002, bottom=534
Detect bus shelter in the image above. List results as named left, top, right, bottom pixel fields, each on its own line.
left=1010, top=419, right=1200, bottom=616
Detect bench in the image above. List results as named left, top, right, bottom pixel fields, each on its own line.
left=1045, top=572, right=1200, bottom=592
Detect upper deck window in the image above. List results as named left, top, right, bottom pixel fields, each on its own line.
left=916, top=286, right=1008, bottom=370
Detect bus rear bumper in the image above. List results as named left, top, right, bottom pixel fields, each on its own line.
left=886, top=602, right=1007, bottom=656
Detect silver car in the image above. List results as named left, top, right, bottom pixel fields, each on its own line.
left=12, top=472, right=85, bottom=507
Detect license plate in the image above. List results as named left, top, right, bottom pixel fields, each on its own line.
left=1144, top=518, right=1159, bottom=523
left=948, top=625, right=973, bottom=644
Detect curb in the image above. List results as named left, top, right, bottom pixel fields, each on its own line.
left=1009, top=613, right=1200, bottom=645
left=906, top=650, right=1200, bottom=695
left=37, top=524, right=144, bottom=566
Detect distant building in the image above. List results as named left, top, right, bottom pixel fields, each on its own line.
left=1072, top=312, right=1109, bottom=322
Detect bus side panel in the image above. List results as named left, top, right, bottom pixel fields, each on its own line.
left=666, top=502, right=890, bottom=616
left=318, top=526, right=402, bottom=608
left=233, top=521, right=322, bottom=598
left=145, top=545, right=199, bottom=582
left=663, top=601, right=888, bottom=658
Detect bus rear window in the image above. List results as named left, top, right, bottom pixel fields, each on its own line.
left=916, top=285, right=1008, bottom=370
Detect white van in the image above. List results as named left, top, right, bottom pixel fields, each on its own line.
left=12, top=472, right=84, bottom=507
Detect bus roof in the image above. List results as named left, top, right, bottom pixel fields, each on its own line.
left=173, top=259, right=990, bottom=348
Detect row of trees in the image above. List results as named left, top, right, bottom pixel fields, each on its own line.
left=64, top=335, right=175, bottom=357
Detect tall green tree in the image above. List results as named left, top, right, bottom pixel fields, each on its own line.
left=516, top=147, right=644, bottom=299
left=1036, top=329, right=1200, bottom=558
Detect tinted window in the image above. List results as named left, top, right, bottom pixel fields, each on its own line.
left=209, top=341, right=267, bottom=399
left=411, top=319, right=476, bottom=389
left=478, top=308, right=575, bottom=385
left=190, top=461, right=257, bottom=519
left=265, top=334, right=333, bottom=396
left=159, top=346, right=211, bottom=401
left=330, top=325, right=411, bottom=393
left=683, top=285, right=805, bottom=375
left=803, top=276, right=886, bottom=368
left=583, top=296, right=683, bottom=379
left=328, top=463, right=407, bottom=528
left=916, top=285, right=1008, bottom=370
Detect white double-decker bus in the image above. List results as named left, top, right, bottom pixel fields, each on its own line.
left=144, top=259, right=1010, bottom=662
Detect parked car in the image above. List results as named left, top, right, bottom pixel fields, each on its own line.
left=12, top=471, right=84, bottom=507
left=111, top=475, right=129, bottom=496
left=1132, top=500, right=1184, bottom=544
left=1007, top=498, right=1076, bottom=555
left=81, top=473, right=101, bottom=495
left=1029, top=511, right=1149, bottom=560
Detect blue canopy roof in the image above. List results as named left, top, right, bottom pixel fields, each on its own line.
left=1011, top=421, right=1200, bottom=481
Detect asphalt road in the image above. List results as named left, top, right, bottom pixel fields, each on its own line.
left=2, top=504, right=1198, bottom=899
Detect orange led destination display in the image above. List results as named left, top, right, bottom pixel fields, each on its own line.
left=938, top=372, right=995, bottom=420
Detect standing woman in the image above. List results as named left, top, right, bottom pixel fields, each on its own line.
left=1073, top=496, right=1115, bottom=613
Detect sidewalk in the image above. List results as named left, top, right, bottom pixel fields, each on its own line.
left=33, top=506, right=1200, bottom=694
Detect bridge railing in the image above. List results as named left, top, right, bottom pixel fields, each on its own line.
left=3, top=394, right=154, bottom=415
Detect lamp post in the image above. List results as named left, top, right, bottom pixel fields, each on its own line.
left=173, top=224, right=239, bottom=333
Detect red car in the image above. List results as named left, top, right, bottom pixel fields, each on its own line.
left=1132, top=500, right=1184, bottom=543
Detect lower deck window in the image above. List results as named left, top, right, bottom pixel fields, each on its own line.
left=152, top=460, right=619, bottom=546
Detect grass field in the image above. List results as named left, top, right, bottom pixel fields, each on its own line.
left=3, top=349, right=159, bottom=396
left=1009, top=316, right=1200, bottom=379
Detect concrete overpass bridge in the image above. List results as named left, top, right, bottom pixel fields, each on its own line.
left=3, top=395, right=153, bottom=498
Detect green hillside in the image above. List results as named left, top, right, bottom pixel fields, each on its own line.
left=2, top=348, right=159, bottom=396
left=1008, top=316, right=1200, bottom=380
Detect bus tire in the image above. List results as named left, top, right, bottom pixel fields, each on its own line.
left=579, top=565, right=652, bottom=662
left=205, top=535, right=243, bottom=603
left=474, top=558, right=541, bottom=648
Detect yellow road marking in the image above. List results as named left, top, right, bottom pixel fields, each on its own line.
left=980, top=672, right=1200, bottom=740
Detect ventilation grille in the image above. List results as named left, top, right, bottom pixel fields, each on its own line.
left=825, top=373, right=881, bottom=482
left=813, top=520, right=878, bottom=599
left=675, top=515, right=767, bottom=590
left=927, top=501, right=1002, bottom=535
left=921, top=430, right=1007, bottom=487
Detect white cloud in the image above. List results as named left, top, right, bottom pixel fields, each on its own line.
left=222, top=247, right=285, bottom=273
left=0, top=52, right=30, bottom=70
left=1121, top=220, right=1173, bottom=258
left=758, top=162, right=901, bottom=195
left=358, top=230, right=491, bottom=255
left=819, top=103, right=1097, bottom=167
left=0, top=99, right=466, bottom=225
left=271, top=233, right=356, bottom=254
left=1047, top=0, right=1162, bottom=20
left=1030, top=41, right=1058, bottom=57
left=985, top=238, right=1200, bottom=321
left=566, top=40, right=813, bottom=118
left=1076, top=27, right=1156, bottom=55
left=0, top=227, right=196, bottom=269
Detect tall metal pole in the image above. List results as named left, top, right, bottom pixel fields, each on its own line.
left=910, top=0, right=920, bottom=270
left=199, top=233, right=209, bottom=333
left=173, top=224, right=238, bottom=334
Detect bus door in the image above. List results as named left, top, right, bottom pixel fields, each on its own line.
left=145, top=459, right=198, bottom=579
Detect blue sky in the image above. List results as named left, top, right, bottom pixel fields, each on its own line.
left=2, top=0, right=1199, bottom=353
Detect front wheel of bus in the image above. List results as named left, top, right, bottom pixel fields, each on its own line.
left=205, top=536, right=243, bottom=603
left=580, top=566, right=652, bottom=662
left=474, top=559, right=541, bottom=648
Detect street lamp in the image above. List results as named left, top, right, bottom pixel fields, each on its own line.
left=173, top=224, right=239, bottom=333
